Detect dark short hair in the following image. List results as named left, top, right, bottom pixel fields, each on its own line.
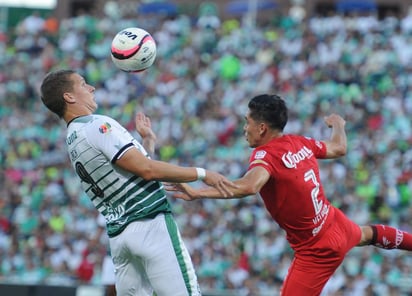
left=248, top=94, right=288, bottom=131
left=40, top=69, right=76, bottom=118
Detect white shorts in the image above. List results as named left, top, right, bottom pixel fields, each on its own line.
left=101, top=255, right=116, bottom=285
left=109, top=213, right=201, bottom=296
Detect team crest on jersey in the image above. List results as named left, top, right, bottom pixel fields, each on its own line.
left=99, top=122, right=112, bottom=134
left=254, top=150, right=267, bottom=159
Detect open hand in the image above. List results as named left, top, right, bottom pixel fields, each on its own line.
left=203, top=170, right=237, bottom=197
left=135, top=112, right=156, bottom=140
left=164, top=183, right=198, bottom=201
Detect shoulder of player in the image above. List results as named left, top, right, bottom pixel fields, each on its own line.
left=282, top=134, right=326, bottom=157
left=68, top=115, right=118, bottom=140
left=285, top=134, right=321, bottom=146
left=86, top=114, right=122, bottom=130
left=260, top=134, right=304, bottom=149
left=91, top=114, right=117, bottom=124
left=256, top=134, right=314, bottom=154
left=284, top=134, right=310, bottom=141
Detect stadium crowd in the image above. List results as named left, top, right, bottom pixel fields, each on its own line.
left=1, top=1, right=412, bottom=295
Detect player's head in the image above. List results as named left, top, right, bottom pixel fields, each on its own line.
left=40, top=69, right=77, bottom=118
left=248, top=94, right=288, bottom=132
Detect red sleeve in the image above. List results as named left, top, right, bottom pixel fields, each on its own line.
left=248, top=149, right=274, bottom=174
left=302, top=137, right=327, bottom=159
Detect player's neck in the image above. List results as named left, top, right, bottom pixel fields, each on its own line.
left=261, top=131, right=283, bottom=145
left=64, top=105, right=94, bottom=124
left=271, top=130, right=283, bottom=139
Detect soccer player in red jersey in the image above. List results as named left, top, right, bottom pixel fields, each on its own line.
left=168, top=94, right=412, bottom=295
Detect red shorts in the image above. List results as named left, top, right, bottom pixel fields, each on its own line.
left=281, top=208, right=362, bottom=296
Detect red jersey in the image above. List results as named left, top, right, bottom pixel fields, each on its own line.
left=248, top=134, right=335, bottom=250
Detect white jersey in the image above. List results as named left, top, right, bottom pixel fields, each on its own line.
left=66, top=114, right=171, bottom=237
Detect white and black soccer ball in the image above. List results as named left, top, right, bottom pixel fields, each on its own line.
left=111, top=27, right=157, bottom=73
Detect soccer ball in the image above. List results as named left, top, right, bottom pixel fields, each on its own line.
left=111, top=27, right=157, bottom=73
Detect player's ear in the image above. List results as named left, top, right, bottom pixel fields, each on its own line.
left=259, top=122, right=267, bottom=135
left=63, top=92, right=75, bottom=103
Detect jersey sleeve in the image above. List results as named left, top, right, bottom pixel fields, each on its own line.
left=248, top=149, right=274, bottom=175
left=86, top=116, right=136, bottom=162
left=302, top=136, right=327, bottom=159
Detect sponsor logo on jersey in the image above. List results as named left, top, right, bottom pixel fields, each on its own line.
left=99, top=122, right=112, bottom=134
left=281, top=146, right=314, bottom=169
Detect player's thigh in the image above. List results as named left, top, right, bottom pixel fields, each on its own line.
left=101, top=255, right=116, bottom=286
left=110, top=228, right=153, bottom=296
left=144, top=213, right=200, bottom=296
left=281, top=256, right=341, bottom=296
left=116, top=256, right=153, bottom=296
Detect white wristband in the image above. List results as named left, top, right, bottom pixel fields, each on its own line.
left=196, top=167, right=206, bottom=181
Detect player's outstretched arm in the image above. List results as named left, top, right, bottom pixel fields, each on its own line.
left=323, top=113, right=347, bottom=159
left=115, top=147, right=237, bottom=197
left=166, top=166, right=270, bottom=201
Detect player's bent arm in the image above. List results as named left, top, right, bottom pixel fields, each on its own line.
left=323, top=114, right=347, bottom=159
left=141, top=134, right=156, bottom=156
left=135, top=112, right=156, bottom=155
left=323, top=140, right=346, bottom=159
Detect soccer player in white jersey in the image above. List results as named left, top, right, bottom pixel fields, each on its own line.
left=40, top=69, right=236, bottom=296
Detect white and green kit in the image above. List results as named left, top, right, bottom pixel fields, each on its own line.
left=66, top=114, right=200, bottom=296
